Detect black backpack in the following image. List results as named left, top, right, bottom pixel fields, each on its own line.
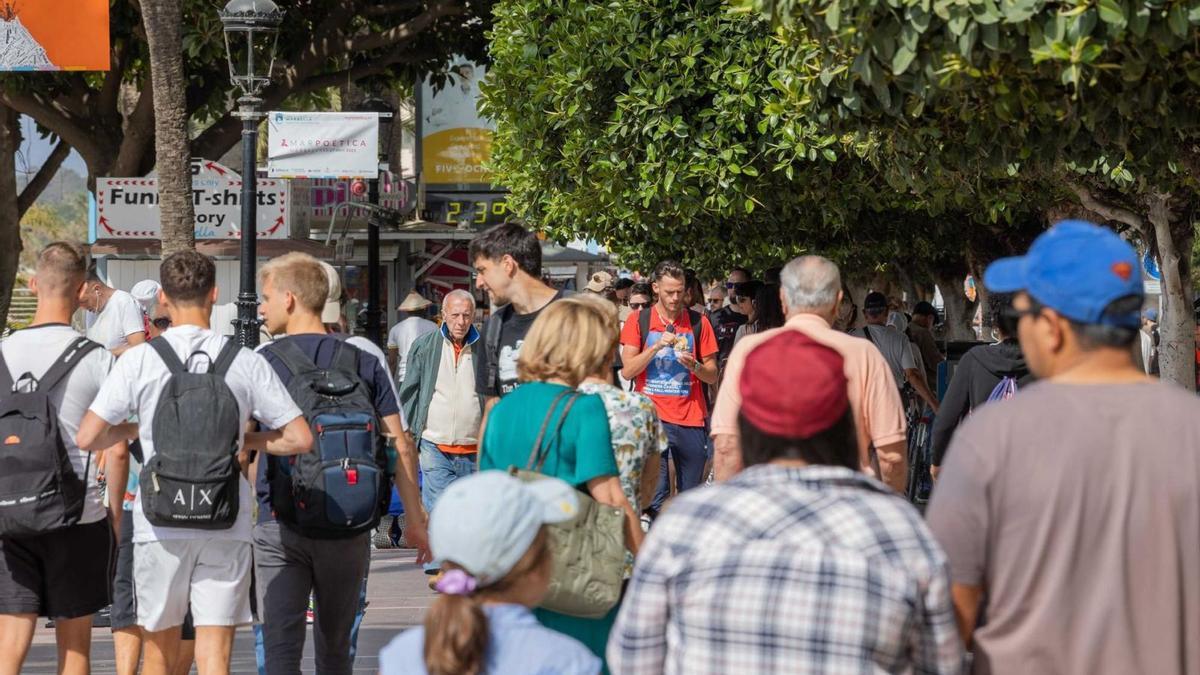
left=0, top=337, right=99, bottom=538
left=141, top=337, right=243, bottom=530
left=263, top=338, right=388, bottom=539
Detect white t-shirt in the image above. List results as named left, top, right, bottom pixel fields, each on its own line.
left=387, top=317, right=437, bottom=383
left=88, top=325, right=302, bottom=543
left=86, top=290, right=145, bottom=350
left=853, top=324, right=917, bottom=387
left=1, top=325, right=115, bottom=524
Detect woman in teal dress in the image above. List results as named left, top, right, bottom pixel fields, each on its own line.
left=479, top=297, right=643, bottom=671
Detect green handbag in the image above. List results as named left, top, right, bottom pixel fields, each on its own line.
left=508, top=390, right=626, bottom=619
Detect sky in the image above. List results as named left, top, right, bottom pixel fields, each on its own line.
left=17, top=115, right=88, bottom=179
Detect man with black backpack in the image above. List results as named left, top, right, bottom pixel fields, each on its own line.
left=620, top=260, right=718, bottom=517
left=254, top=253, right=425, bottom=675
left=0, top=242, right=126, bottom=675
left=78, top=251, right=312, bottom=675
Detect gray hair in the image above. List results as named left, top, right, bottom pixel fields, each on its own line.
left=442, top=289, right=476, bottom=311
left=780, top=255, right=841, bottom=311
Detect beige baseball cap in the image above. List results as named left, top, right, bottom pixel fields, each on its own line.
left=317, top=261, right=343, bottom=324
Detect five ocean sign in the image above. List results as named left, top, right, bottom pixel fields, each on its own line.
left=267, top=112, right=381, bottom=178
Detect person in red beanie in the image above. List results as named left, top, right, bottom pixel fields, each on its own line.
left=608, top=331, right=963, bottom=675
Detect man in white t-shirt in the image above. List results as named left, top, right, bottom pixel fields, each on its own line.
left=81, top=269, right=147, bottom=355
left=77, top=251, right=312, bottom=675
left=387, top=292, right=437, bottom=385
left=0, top=242, right=127, bottom=675
left=852, top=292, right=939, bottom=414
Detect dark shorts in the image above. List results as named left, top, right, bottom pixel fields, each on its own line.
left=0, top=518, right=114, bottom=619
left=111, top=514, right=194, bottom=638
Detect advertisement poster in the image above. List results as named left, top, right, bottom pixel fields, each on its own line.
left=418, top=59, right=496, bottom=189
left=0, top=0, right=109, bottom=71
left=95, top=175, right=294, bottom=240
left=267, top=111, right=380, bottom=178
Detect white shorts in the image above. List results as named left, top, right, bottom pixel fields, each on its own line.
left=133, top=539, right=253, bottom=632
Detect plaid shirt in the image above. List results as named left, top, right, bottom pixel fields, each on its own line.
left=608, top=464, right=963, bottom=675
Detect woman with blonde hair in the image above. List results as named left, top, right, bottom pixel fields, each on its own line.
left=479, top=297, right=641, bottom=670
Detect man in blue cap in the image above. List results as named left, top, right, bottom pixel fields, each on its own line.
left=926, top=221, right=1200, bottom=674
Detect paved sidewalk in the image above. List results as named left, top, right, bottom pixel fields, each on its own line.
left=23, top=549, right=433, bottom=674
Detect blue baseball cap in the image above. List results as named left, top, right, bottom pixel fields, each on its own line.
left=428, top=471, right=578, bottom=586
left=984, top=220, right=1143, bottom=328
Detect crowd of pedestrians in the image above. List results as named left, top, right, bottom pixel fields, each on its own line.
left=2, top=218, right=1199, bottom=675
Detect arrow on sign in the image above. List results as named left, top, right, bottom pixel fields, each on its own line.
left=99, top=216, right=114, bottom=234
left=264, top=216, right=285, bottom=236
left=204, top=162, right=227, bottom=177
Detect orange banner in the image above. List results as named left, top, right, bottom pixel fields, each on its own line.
left=0, top=0, right=109, bottom=71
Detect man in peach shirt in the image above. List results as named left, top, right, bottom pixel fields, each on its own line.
left=711, top=255, right=909, bottom=491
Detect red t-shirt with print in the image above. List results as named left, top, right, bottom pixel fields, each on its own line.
left=620, top=308, right=718, bottom=427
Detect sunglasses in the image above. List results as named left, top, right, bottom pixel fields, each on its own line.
left=629, top=301, right=650, bottom=310
left=707, top=298, right=724, bottom=305
left=151, top=317, right=172, bottom=330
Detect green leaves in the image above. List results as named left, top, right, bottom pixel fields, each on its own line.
left=1097, top=0, right=1127, bottom=29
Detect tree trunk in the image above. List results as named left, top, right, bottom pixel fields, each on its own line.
left=1147, top=193, right=1195, bottom=390
left=0, top=106, right=23, bottom=331
left=933, top=272, right=979, bottom=341
left=141, top=0, right=194, bottom=257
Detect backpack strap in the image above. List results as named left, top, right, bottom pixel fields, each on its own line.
left=687, top=310, right=703, bottom=358
left=331, top=339, right=360, bottom=376
left=0, top=345, right=14, bottom=395
left=525, top=389, right=578, bottom=472
left=37, top=337, right=102, bottom=393
left=264, top=337, right=317, bottom=379
left=638, top=307, right=651, bottom=351
left=149, top=336, right=187, bottom=375
left=211, top=338, right=242, bottom=377
left=484, top=305, right=511, bottom=393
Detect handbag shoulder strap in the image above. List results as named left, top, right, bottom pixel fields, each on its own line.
left=525, top=389, right=579, bottom=472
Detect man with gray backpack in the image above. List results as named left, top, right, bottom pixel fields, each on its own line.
left=253, top=253, right=425, bottom=675
left=0, top=242, right=125, bottom=675
left=78, top=251, right=312, bottom=675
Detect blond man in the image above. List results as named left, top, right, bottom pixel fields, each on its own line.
left=253, top=252, right=425, bottom=675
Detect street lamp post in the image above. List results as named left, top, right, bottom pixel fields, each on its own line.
left=220, top=0, right=283, bottom=348
left=356, top=97, right=396, bottom=346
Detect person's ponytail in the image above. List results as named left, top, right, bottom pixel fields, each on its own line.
left=423, top=589, right=489, bottom=675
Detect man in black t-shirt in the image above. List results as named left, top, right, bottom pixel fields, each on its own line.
left=470, top=224, right=564, bottom=405
left=710, top=269, right=753, bottom=381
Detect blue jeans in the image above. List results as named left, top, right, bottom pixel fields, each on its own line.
left=419, top=439, right=477, bottom=572
left=418, top=439, right=478, bottom=513
left=649, top=423, right=709, bottom=513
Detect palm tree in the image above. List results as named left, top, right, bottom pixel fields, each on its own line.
left=141, top=0, right=195, bottom=257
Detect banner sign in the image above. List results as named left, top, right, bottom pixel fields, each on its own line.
left=0, top=1, right=109, bottom=71
left=95, top=175, right=298, bottom=240
left=417, top=58, right=496, bottom=189
left=267, top=112, right=380, bottom=178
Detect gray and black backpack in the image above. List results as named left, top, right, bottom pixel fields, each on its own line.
left=0, top=336, right=99, bottom=538
left=262, top=337, right=388, bottom=539
left=140, top=337, right=243, bottom=530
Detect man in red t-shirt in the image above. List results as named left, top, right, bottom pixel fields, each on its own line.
left=621, top=260, right=719, bottom=515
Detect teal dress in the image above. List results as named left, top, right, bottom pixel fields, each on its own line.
left=480, top=382, right=620, bottom=670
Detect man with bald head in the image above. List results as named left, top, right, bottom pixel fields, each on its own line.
left=710, top=255, right=909, bottom=492
left=399, top=290, right=485, bottom=516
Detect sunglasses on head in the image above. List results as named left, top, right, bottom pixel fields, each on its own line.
left=629, top=301, right=650, bottom=310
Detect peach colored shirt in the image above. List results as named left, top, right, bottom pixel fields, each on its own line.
left=711, top=313, right=907, bottom=472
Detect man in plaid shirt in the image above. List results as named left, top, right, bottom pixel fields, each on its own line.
left=608, top=331, right=962, bottom=674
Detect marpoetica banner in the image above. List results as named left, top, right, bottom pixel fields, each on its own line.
left=0, top=0, right=110, bottom=71
left=267, top=111, right=381, bottom=179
